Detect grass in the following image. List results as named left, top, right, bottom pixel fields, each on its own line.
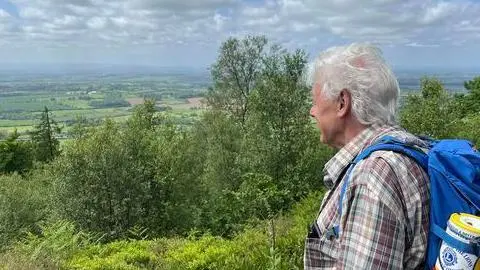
left=60, top=99, right=92, bottom=109
left=0, top=86, right=206, bottom=140
left=0, top=119, right=34, bottom=127
left=49, top=108, right=131, bottom=120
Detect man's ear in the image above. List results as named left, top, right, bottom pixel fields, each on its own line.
left=337, top=89, right=351, bottom=117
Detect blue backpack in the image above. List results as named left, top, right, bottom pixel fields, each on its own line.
left=336, top=135, right=480, bottom=269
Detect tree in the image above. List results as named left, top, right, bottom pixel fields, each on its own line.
left=30, top=106, right=61, bottom=162
left=127, top=98, right=159, bottom=130
left=52, top=102, right=205, bottom=239
left=0, top=130, right=34, bottom=174
left=207, top=35, right=268, bottom=127
left=400, top=77, right=458, bottom=139
left=454, top=76, right=480, bottom=117
left=242, top=48, right=333, bottom=202
left=196, top=39, right=337, bottom=236
left=53, top=119, right=154, bottom=239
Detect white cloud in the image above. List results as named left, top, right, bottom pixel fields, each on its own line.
left=406, top=42, right=440, bottom=48
left=1, top=0, right=480, bottom=67
left=421, top=3, right=451, bottom=24
left=20, top=7, right=47, bottom=19
left=0, top=9, right=11, bottom=18
left=213, top=12, right=227, bottom=31
left=86, top=16, right=106, bottom=29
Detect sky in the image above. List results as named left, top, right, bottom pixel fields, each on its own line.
left=0, top=0, right=479, bottom=70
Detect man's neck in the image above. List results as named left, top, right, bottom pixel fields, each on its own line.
left=336, top=120, right=369, bottom=149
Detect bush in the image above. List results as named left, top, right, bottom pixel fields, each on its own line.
left=0, top=220, right=91, bottom=270
left=67, top=240, right=158, bottom=270
left=0, top=189, right=324, bottom=269
left=160, top=190, right=324, bottom=270
left=0, top=171, right=52, bottom=249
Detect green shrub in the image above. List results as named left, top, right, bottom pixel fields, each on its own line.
left=160, top=190, right=324, bottom=270
left=0, top=220, right=90, bottom=270
left=0, top=171, right=52, bottom=249
left=0, top=187, right=324, bottom=270
left=453, top=113, right=480, bottom=147
left=67, top=240, right=158, bottom=270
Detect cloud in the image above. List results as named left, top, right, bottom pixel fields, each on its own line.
left=86, top=16, right=106, bottom=29
left=0, top=9, right=11, bottom=18
left=1, top=0, right=480, bottom=67
left=405, top=42, right=440, bottom=48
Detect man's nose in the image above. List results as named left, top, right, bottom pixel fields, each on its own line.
left=310, top=107, right=315, bottom=117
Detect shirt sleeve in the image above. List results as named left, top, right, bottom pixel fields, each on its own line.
left=336, top=169, right=406, bottom=269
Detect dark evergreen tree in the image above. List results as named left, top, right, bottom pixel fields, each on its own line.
left=30, top=106, right=61, bottom=162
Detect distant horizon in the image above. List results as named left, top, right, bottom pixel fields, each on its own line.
left=1, top=62, right=480, bottom=74
left=0, top=63, right=475, bottom=93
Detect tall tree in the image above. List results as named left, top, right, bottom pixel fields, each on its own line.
left=242, top=48, right=332, bottom=201
left=30, top=106, right=61, bottom=162
left=207, top=35, right=268, bottom=127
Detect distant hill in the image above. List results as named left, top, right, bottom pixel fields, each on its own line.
left=0, top=64, right=478, bottom=93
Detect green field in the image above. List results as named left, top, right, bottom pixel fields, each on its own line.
left=0, top=73, right=208, bottom=138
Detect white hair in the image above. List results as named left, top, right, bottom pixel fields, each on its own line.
left=306, top=43, right=400, bottom=126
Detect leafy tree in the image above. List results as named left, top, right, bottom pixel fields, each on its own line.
left=0, top=130, right=34, bottom=174
left=207, top=35, right=268, bottom=127
left=69, top=116, right=92, bottom=140
left=196, top=37, right=335, bottom=235
left=453, top=76, right=480, bottom=117
left=242, top=48, right=330, bottom=202
left=400, top=77, right=458, bottom=139
left=53, top=119, right=127, bottom=238
left=52, top=102, right=204, bottom=239
left=30, top=106, right=61, bottom=162
left=452, top=113, right=480, bottom=147
left=189, top=110, right=244, bottom=235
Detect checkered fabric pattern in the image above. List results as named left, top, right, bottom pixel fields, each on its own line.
left=304, top=124, right=430, bottom=269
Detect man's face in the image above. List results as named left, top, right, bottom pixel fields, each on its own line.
left=310, top=83, right=341, bottom=147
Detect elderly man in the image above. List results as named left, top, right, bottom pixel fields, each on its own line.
left=304, top=43, right=430, bottom=269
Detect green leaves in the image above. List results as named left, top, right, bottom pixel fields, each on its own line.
left=207, top=35, right=267, bottom=127
left=0, top=172, right=51, bottom=249
left=400, top=77, right=459, bottom=139
left=0, top=130, right=34, bottom=174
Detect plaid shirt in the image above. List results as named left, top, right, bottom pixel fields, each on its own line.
left=304, top=125, right=430, bottom=269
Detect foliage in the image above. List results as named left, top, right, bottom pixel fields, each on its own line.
left=0, top=129, right=34, bottom=174
left=452, top=113, right=480, bottom=147
left=207, top=35, right=268, bottom=127
left=52, top=118, right=155, bottom=240
left=47, top=190, right=322, bottom=270
left=67, top=240, right=158, bottom=270
left=400, top=77, right=459, bottom=139
left=195, top=36, right=333, bottom=237
left=0, top=220, right=90, bottom=270
left=153, top=190, right=323, bottom=270
left=453, top=76, right=480, bottom=117
left=51, top=101, right=205, bottom=239
left=30, top=106, right=61, bottom=162
left=0, top=170, right=52, bottom=249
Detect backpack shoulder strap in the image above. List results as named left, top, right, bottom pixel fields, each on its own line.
left=334, top=135, right=429, bottom=238
left=356, top=135, right=429, bottom=171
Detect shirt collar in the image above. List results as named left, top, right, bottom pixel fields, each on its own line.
left=322, top=124, right=397, bottom=188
